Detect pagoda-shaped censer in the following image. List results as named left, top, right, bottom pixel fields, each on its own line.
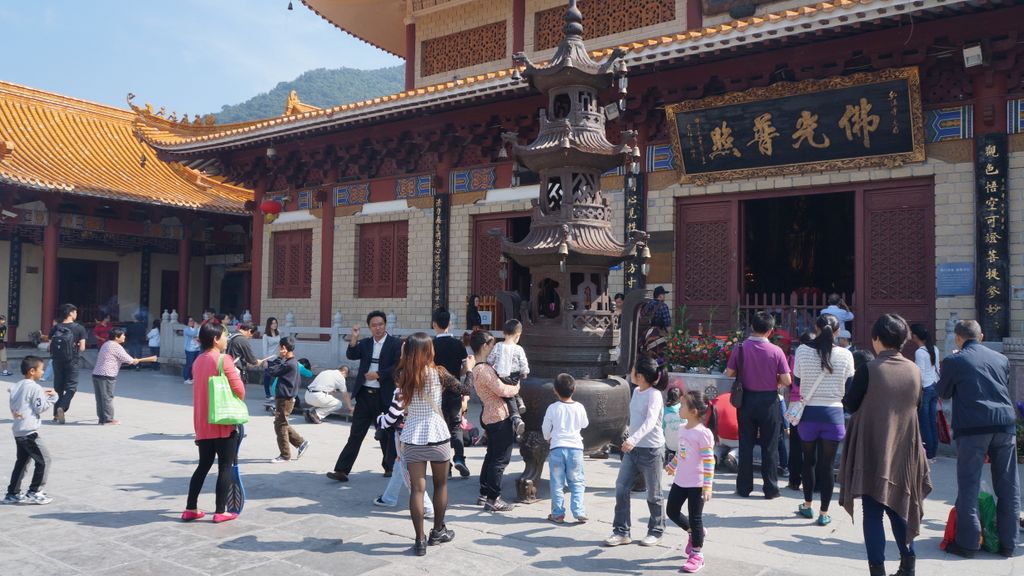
left=500, top=0, right=649, bottom=502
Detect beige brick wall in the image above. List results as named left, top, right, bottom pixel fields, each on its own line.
left=330, top=207, right=434, bottom=330
left=1008, top=150, right=1024, bottom=340
left=261, top=218, right=322, bottom=328
left=416, top=0, right=512, bottom=87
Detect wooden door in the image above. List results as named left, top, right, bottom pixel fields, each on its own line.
left=160, top=270, right=179, bottom=317
left=472, top=216, right=512, bottom=324
left=675, top=201, right=739, bottom=332
left=857, top=182, right=935, bottom=350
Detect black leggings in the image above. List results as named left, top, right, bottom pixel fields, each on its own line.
left=801, top=438, right=838, bottom=511
left=186, top=432, right=237, bottom=513
left=666, top=485, right=705, bottom=548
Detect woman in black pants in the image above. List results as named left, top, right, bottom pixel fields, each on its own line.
left=467, top=330, right=519, bottom=512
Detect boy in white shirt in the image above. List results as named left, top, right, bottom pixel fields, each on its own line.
left=542, top=373, right=589, bottom=524
left=488, top=319, right=530, bottom=436
left=4, top=356, right=57, bottom=505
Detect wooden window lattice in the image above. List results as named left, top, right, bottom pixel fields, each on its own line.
left=272, top=229, right=313, bottom=299
left=534, top=0, right=675, bottom=51
left=358, top=221, right=409, bottom=298
left=421, top=21, right=507, bottom=77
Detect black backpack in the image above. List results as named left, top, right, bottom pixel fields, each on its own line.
left=50, top=324, right=76, bottom=363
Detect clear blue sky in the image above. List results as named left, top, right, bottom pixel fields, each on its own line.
left=1, top=0, right=402, bottom=114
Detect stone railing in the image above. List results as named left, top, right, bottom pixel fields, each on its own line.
left=1002, top=337, right=1024, bottom=405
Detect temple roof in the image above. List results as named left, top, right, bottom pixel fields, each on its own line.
left=301, top=0, right=407, bottom=57
left=134, top=0, right=984, bottom=157
left=0, top=81, right=251, bottom=215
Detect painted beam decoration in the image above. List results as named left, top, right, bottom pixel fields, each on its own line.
left=431, top=193, right=451, bottom=311
left=334, top=183, right=369, bottom=207
left=666, top=67, right=925, bottom=184
left=976, top=133, right=1009, bottom=340
left=450, top=167, right=496, bottom=194
left=396, top=175, right=433, bottom=199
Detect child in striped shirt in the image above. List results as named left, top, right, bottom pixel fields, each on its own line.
left=665, top=390, right=715, bottom=574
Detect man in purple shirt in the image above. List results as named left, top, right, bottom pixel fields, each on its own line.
left=725, top=311, right=792, bottom=499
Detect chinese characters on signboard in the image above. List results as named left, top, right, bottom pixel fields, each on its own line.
left=623, top=173, right=646, bottom=292
left=431, top=193, right=451, bottom=311
left=7, top=236, right=20, bottom=327
left=665, top=68, right=924, bottom=184
left=976, top=133, right=1009, bottom=339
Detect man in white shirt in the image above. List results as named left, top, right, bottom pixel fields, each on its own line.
left=304, top=365, right=352, bottom=424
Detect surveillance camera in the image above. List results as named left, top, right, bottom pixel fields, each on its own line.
left=266, top=146, right=277, bottom=158
left=0, top=209, right=16, bottom=219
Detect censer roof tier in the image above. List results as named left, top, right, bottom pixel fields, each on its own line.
left=501, top=220, right=632, bottom=266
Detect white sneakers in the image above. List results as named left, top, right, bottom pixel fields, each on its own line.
left=604, top=534, right=661, bottom=547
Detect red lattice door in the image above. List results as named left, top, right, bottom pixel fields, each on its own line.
left=472, top=216, right=512, bottom=322
left=675, top=201, right=739, bottom=332
left=857, top=183, right=934, bottom=350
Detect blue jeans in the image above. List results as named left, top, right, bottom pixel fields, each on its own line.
left=613, top=446, right=665, bottom=537
left=182, top=350, right=199, bottom=381
left=918, top=385, right=938, bottom=459
left=862, top=495, right=914, bottom=564
left=954, top=432, right=1021, bottom=551
left=381, top=452, right=434, bottom=514
left=549, top=447, right=586, bottom=518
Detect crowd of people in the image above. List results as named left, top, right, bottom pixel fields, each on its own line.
left=4, top=299, right=1021, bottom=574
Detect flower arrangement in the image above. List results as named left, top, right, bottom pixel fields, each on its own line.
left=665, top=305, right=744, bottom=373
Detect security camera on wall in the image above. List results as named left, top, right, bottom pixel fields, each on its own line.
left=0, top=209, right=16, bottom=219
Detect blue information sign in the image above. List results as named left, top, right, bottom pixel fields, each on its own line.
left=936, top=263, right=974, bottom=296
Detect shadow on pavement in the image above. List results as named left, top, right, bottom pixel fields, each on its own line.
left=219, top=534, right=346, bottom=554
left=31, top=509, right=169, bottom=529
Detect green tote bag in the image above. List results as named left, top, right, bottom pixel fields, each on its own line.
left=208, top=354, right=250, bottom=425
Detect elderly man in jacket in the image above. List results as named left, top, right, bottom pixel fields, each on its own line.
left=936, top=319, right=1020, bottom=558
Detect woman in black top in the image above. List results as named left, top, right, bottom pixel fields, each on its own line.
left=466, top=295, right=482, bottom=330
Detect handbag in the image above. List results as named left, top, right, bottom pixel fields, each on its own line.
left=937, top=399, right=952, bottom=444
left=729, top=344, right=744, bottom=408
left=209, top=354, right=250, bottom=425
left=783, top=370, right=826, bottom=427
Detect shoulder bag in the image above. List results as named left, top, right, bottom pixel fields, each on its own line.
left=784, top=369, right=826, bottom=427
left=729, top=344, right=744, bottom=409
left=209, top=354, right=250, bottom=425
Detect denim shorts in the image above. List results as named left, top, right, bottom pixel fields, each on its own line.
left=797, top=420, right=846, bottom=442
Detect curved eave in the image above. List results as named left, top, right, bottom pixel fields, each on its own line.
left=301, top=0, right=406, bottom=58
left=140, top=0, right=988, bottom=158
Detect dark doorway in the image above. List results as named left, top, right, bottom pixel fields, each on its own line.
left=508, top=216, right=532, bottom=300
left=743, top=193, right=855, bottom=297
left=219, top=272, right=245, bottom=317
left=58, top=259, right=118, bottom=322
left=160, top=270, right=179, bottom=317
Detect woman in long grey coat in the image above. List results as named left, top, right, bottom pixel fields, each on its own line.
left=840, top=313, right=932, bottom=576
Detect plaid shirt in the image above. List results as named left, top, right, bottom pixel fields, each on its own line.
left=645, top=300, right=672, bottom=329
left=92, top=341, right=134, bottom=378
left=378, top=368, right=465, bottom=445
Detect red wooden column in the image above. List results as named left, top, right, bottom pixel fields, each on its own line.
left=405, top=20, right=416, bottom=91
left=686, top=0, right=703, bottom=30
left=41, top=198, right=59, bottom=331
left=972, top=71, right=1008, bottom=137
left=319, top=181, right=337, bottom=328
left=250, top=182, right=266, bottom=325
left=512, top=0, right=526, bottom=53
left=177, top=220, right=192, bottom=318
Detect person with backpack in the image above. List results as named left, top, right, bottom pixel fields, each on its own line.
left=226, top=323, right=272, bottom=378
left=48, top=304, right=88, bottom=425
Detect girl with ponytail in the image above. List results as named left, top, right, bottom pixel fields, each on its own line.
left=909, top=324, right=940, bottom=460
left=790, top=313, right=855, bottom=526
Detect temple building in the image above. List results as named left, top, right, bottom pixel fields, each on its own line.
left=133, top=0, right=1023, bottom=394
left=0, top=81, right=252, bottom=342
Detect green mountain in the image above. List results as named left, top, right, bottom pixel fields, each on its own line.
left=214, top=65, right=404, bottom=123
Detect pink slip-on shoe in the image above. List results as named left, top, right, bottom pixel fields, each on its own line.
left=212, top=512, right=238, bottom=524
left=180, top=510, right=205, bottom=522
left=685, top=527, right=708, bottom=555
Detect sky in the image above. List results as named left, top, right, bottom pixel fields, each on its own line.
left=0, top=0, right=402, bottom=115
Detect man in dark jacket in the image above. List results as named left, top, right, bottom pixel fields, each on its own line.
left=328, top=311, right=401, bottom=482
left=936, top=319, right=1020, bottom=558
left=432, top=307, right=470, bottom=477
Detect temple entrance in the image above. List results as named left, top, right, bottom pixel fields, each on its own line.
left=472, top=213, right=532, bottom=328
left=58, top=259, right=119, bottom=323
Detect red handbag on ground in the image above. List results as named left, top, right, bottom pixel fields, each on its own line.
left=937, top=399, right=952, bottom=444
left=940, top=507, right=957, bottom=550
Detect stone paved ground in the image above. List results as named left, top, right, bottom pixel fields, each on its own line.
left=0, top=368, right=1020, bottom=576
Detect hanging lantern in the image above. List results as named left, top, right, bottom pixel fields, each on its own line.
left=260, top=199, right=283, bottom=215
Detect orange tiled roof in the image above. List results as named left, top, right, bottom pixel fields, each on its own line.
left=0, top=81, right=251, bottom=214
left=135, top=0, right=951, bottom=153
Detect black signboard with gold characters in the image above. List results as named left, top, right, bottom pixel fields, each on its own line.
left=665, top=68, right=925, bottom=184
left=431, top=192, right=451, bottom=312
left=976, top=133, right=1009, bottom=340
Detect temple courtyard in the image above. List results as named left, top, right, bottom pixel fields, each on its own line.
left=0, top=368, right=1020, bottom=576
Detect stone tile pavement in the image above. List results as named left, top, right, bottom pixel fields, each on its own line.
left=0, top=368, right=1020, bottom=575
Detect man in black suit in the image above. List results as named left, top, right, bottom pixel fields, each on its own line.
left=936, top=319, right=1020, bottom=558
left=328, top=311, right=401, bottom=482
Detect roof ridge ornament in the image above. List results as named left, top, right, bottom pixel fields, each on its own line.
left=564, top=0, right=583, bottom=38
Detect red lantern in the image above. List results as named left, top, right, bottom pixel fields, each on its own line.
left=260, top=199, right=283, bottom=215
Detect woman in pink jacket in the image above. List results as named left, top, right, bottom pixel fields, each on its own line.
left=182, top=321, right=246, bottom=523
